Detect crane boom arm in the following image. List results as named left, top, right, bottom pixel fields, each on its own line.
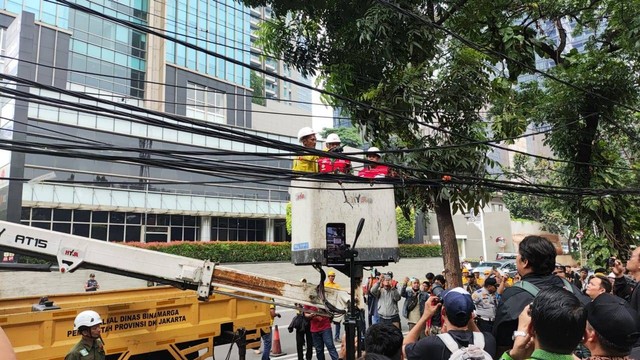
left=0, top=220, right=346, bottom=311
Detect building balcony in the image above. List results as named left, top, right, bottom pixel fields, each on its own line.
left=23, top=183, right=287, bottom=218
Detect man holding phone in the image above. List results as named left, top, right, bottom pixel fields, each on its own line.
left=610, top=256, right=635, bottom=302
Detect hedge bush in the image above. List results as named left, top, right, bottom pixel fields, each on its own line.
left=15, top=242, right=441, bottom=264
left=126, top=241, right=441, bottom=262
left=126, top=241, right=291, bottom=262
left=399, top=244, right=442, bottom=258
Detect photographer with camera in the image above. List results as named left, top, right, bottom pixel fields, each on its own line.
left=428, top=275, right=446, bottom=335
left=370, top=273, right=402, bottom=329
left=608, top=256, right=636, bottom=302
left=403, top=288, right=496, bottom=360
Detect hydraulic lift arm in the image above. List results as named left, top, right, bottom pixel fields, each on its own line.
left=0, top=220, right=347, bottom=311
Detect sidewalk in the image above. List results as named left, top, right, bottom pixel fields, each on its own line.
left=0, top=257, right=444, bottom=298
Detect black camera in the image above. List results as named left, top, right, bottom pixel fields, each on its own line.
left=608, top=257, right=617, bottom=267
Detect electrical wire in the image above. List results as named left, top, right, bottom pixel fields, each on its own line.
left=0, top=0, right=636, bottom=197
left=3, top=67, right=639, bottom=196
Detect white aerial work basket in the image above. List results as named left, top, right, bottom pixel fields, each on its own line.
left=290, top=179, right=399, bottom=266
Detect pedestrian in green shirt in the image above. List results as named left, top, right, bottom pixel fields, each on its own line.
left=500, top=287, right=585, bottom=360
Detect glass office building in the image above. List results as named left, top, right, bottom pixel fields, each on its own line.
left=0, top=0, right=305, bottom=243
left=249, top=5, right=313, bottom=113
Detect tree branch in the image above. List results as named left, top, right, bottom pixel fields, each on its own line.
left=553, top=18, right=567, bottom=65
left=435, top=0, right=469, bottom=25
left=426, top=0, right=435, bottom=22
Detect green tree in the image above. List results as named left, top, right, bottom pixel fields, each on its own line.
left=245, top=0, right=507, bottom=286
left=480, top=1, right=640, bottom=260
left=319, top=127, right=363, bottom=148
left=250, top=70, right=266, bottom=106
left=396, top=207, right=416, bottom=243
left=244, top=0, right=640, bottom=280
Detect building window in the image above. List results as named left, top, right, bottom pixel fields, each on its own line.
left=20, top=208, right=200, bottom=243
left=0, top=28, right=5, bottom=64
left=211, top=217, right=267, bottom=241
left=186, top=82, right=226, bottom=124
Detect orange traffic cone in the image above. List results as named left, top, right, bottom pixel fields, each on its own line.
left=270, top=325, right=286, bottom=357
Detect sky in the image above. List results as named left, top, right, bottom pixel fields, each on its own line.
left=310, top=80, right=334, bottom=139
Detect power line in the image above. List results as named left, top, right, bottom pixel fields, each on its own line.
left=16, top=1, right=640, bottom=181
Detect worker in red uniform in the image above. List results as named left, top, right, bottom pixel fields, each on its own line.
left=358, top=147, right=390, bottom=178
left=318, top=133, right=351, bottom=174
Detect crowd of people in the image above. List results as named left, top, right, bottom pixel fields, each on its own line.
left=282, top=234, right=640, bottom=360
left=6, top=233, right=638, bottom=360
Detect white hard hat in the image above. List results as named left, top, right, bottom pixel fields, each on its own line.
left=74, top=310, right=103, bottom=330
left=297, top=127, right=316, bottom=141
left=326, top=133, right=341, bottom=143
left=367, top=147, right=381, bottom=156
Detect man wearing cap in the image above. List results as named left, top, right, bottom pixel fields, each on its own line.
left=583, top=293, right=640, bottom=360
left=293, top=127, right=319, bottom=172
left=472, top=277, right=498, bottom=333
left=500, top=287, right=585, bottom=360
left=493, top=235, right=588, bottom=355
left=402, top=288, right=496, bottom=360
left=370, top=273, right=402, bottom=329
left=324, top=271, right=342, bottom=342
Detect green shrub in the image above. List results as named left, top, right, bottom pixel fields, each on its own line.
left=126, top=241, right=292, bottom=263
left=15, top=241, right=441, bottom=265
left=126, top=242, right=440, bottom=262
left=399, top=244, right=442, bottom=258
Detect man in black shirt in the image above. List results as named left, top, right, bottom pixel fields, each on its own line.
left=402, top=287, right=496, bottom=360
left=493, top=235, right=588, bottom=355
left=625, top=248, right=640, bottom=341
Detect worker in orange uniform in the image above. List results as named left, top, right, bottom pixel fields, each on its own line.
left=293, top=127, right=319, bottom=172
left=324, top=271, right=342, bottom=342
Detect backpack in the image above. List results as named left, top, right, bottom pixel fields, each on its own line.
left=514, top=277, right=573, bottom=296
left=437, top=332, right=492, bottom=360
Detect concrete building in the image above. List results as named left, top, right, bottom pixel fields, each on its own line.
left=0, top=0, right=312, bottom=244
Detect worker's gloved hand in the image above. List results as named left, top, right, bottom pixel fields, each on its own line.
left=276, top=313, right=282, bottom=318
